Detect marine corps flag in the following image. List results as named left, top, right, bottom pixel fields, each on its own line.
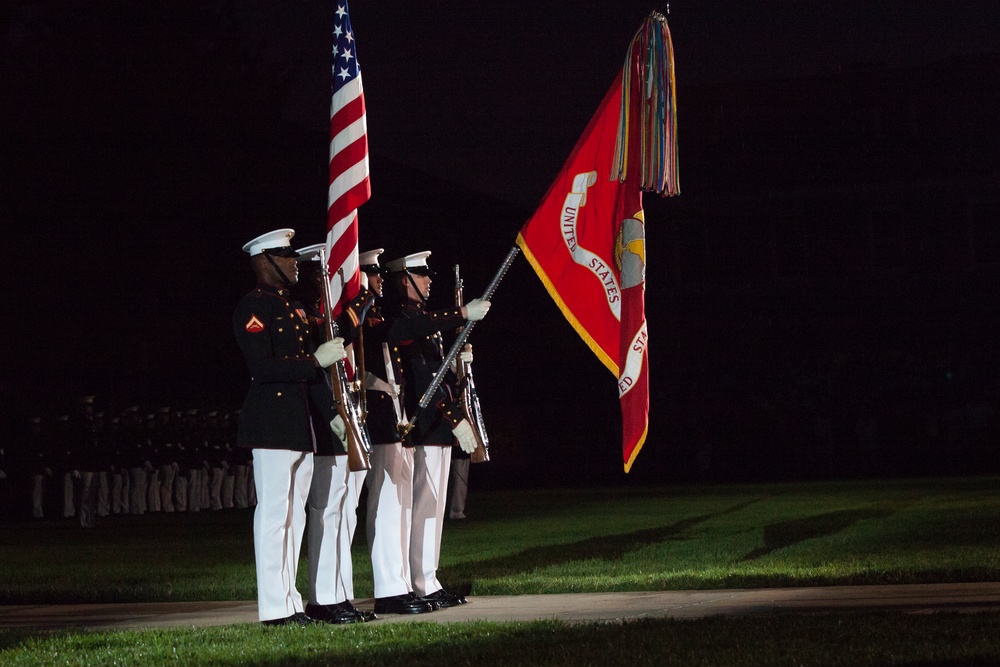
left=516, top=13, right=679, bottom=472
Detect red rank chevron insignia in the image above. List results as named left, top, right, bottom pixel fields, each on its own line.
left=245, top=315, right=265, bottom=333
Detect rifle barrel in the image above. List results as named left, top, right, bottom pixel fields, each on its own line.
left=406, top=245, right=520, bottom=423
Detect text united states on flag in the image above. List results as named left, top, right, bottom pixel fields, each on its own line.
left=326, top=1, right=370, bottom=316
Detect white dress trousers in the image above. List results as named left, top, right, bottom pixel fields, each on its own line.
left=409, top=445, right=451, bottom=597
left=252, top=448, right=313, bottom=622
left=306, top=454, right=350, bottom=605
left=338, top=468, right=367, bottom=601
left=366, top=442, right=414, bottom=598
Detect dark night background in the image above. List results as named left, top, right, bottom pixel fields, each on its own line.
left=3, top=1, right=1000, bottom=487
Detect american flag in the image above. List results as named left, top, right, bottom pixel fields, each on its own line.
left=326, top=1, right=370, bottom=316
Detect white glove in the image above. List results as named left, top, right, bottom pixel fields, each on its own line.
left=0, top=470, right=6, bottom=480
left=359, top=271, right=369, bottom=289
left=72, top=470, right=81, bottom=479
left=315, top=337, right=347, bottom=367
left=464, top=298, right=491, bottom=322
left=452, top=419, right=478, bottom=454
left=330, top=415, right=347, bottom=443
left=460, top=345, right=473, bottom=364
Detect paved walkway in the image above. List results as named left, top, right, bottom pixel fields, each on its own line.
left=3, top=583, right=1000, bottom=631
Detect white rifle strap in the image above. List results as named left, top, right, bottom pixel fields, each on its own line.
left=382, top=342, right=405, bottom=424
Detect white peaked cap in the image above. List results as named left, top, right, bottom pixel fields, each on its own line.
left=242, top=228, right=297, bottom=256
left=359, top=248, right=385, bottom=271
left=295, top=243, right=327, bottom=263
left=384, top=251, right=433, bottom=274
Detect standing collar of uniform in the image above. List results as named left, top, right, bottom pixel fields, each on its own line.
left=255, top=282, right=291, bottom=299
left=404, top=298, right=427, bottom=313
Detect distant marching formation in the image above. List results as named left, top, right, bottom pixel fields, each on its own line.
left=9, top=397, right=256, bottom=527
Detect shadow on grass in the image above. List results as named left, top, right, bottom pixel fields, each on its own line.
left=441, top=498, right=761, bottom=586
left=738, top=508, right=894, bottom=562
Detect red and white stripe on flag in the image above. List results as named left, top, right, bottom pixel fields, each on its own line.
left=516, top=72, right=651, bottom=472
left=327, top=1, right=370, bottom=316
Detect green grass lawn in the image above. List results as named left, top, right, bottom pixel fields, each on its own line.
left=3, top=477, right=997, bottom=603
left=1, top=477, right=999, bottom=665
left=4, top=614, right=1000, bottom=667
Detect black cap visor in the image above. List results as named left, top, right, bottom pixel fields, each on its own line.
left=263, top=247, right=301, bottom=259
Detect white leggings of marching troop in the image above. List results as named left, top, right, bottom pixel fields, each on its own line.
left=209, top=466, right=225, bottom=510
left=129, top=467, right=147, bottom=514
left=252, top=448, right=313, bottom=622
left=366, top=443, right=414, bottom=598
left=187, top=468, right=202, bottom=512
left=409, top=446, right=451, bottom=597
left=96, top=471, right=110, bottom=517
left=62, top=473, right=75, bottom=517
left=307, top=454, right=350, bottom=605
left=158, top=465, right=176, bottom=513
left=31, top=475, right=45, bottom=518
left=448, top=458, right=470, bottom=518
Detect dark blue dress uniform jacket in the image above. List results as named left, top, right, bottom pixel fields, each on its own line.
left=233, top=283, right=342, bottom=454
left=361, top=305, right=401, bottom=446
left=387, top=300, right=468, bottom=447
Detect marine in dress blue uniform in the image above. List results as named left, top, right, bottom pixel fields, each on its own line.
left=382, top=251, right=490, bottom=609
left=233, top=228, right=348, bottom=627
left=361, top=250, right=433, bottom=615
left=292, top=243, right=376, bottom=624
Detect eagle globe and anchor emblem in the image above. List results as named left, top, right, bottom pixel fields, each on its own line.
left=614, top=213, right=646, bottom=290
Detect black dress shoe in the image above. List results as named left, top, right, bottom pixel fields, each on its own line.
left=373, top=592, right=435, bottom=614
left=305, top=602, right=364, bottom=624
left=421, top=589, right=467, bottom=608
left=262, top=612, right=315, bottom=627
left=341, top=600, right=378, bottom=622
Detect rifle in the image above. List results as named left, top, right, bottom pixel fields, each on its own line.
left=454, top=264, right=490, bottom=463
left=317, top=248, right=372, bottom=471
left=399, top=246, right=520, bottom=440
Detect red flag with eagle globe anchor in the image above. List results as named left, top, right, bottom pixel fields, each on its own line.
left=516, top=13, right=679, bottom=472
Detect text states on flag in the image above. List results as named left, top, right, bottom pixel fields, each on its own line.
left=618, top=322, right=648, bottom=397
left=560, top=171, right=622, bottom=321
